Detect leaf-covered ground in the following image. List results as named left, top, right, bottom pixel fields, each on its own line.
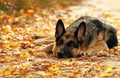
left=0, top=0, right=120, bottom=78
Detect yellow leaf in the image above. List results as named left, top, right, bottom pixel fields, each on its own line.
left=48, top=65, right=59, bottom=71
left=27, top=9, right=34, bottom=13
left=1, top=25, right=8, bottom=31
left=0, top=15, right=4, bottom=19
left=43, top=74, right=53, bottom=78
left=3, top=69, right=11, bottom=75
left=65, top=60, right=74, bottom=66
left=105, top=67, right=113, bottom=73
left=43, top=73, right=53, bottom=78
left=3, top=43, right=10, bottom=49
left=3, top=68, right=16, bottom=75
left=0, top=70, right=3, bottom=75
left=6, top=25, right=12, bottom=32
left=100, top=67, right=114, bottom=77
left=100, top=72, right=113, bottom=77
left=37, top=71, right=53, bottom=78
left=5, top=56, right=15, bottom=61
left=11, top=41, right=19, bottom=47
left=19, top=52, right=30, bottom=60
left=48, top=65, right=61, bottom=74
left=25, top=75, right=31, bottom=78
left=38, top=29, right=49, bottom=35
left=112, top=22, right=120, bottom=27
left=20, top=62, right=31, bottom=68
left=94, top=64, right=104, bottom=70
left=39, top=29, right=46, bottom=35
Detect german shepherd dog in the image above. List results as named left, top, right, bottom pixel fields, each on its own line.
left=52, top=16, right=118, bottom=58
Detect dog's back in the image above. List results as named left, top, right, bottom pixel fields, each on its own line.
left=66, top=16, right=118, bottom=49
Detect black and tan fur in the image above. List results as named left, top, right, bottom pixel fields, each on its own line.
left=52, top=16, right=118, bottom=58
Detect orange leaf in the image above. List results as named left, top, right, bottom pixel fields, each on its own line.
left=11, top=41, right=19, bottom=47
left=48, top=64, right=61, bottom=74
left=38, top=29, right=49, bottom=35
left=19, top=52, right=30, bottom=60
left=3, top=68, right=17, bottom=75
left=65, top=60, right=75, bottom=66
left=27, top=9, right=34, bottom=13
left=5, top=56, right=15, bottom=61
left=19, top=68, right=29, bottom=74
left=3, top=68, right=11, bottom=75
left=19, top=62, right=31, bottom=68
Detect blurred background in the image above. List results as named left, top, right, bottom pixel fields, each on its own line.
left=0, top=0, right=82, bottom=16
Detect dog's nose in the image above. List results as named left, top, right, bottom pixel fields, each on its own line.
left=57, top=51, right=64, bottom=58
left=57, top=50, right=73, bottom=58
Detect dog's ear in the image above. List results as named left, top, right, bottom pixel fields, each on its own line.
left=55, top=19, right=65, bottom=38
left=75, top=21, right=86, bottom=40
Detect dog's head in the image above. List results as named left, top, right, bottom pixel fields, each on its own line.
left=53, top=19, right=86, bottom=58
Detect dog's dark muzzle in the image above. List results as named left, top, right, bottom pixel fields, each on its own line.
left=57, top=50, right=72, bottom=58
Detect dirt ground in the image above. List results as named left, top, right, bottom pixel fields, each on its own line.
left=0, top=0, right=120, bottom=78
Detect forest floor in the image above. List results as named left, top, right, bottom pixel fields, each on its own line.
left=0, top=0, right=120, bottom=78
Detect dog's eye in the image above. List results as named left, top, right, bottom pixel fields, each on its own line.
left=67, top=41, right=74, bottom=47
left=58, top=39, right=64, bottom=45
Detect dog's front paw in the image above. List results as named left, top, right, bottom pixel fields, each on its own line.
left=96, top=50, right=110, bottom=57
left=77, top=52, right=89, bottom=57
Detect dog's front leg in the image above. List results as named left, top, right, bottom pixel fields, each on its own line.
left=84, top=40, right=109, bottom=56
left=52, top=43, right=58, bottom=57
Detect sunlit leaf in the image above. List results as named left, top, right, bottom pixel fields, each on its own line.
left=5, top=56, right=15, bottom=61
left=0, top=70, right=3, bottom=75
left=3, top=68, right=11, bottom=75
left=3, top=43, right=10, bottom=49
left=104, top=67, right=113, bottom=73
left=25, top=75, right=31, bottom=78
left=19, top=52, right=30, bottom=60
left=43, top=74, right=53, bottom=78
left=100, top=72, right=113, bottom=77
left=96, top=64, right=103, bottom=68
left=100, top=67, right=114, bottom=77
left=26, top=37, right=34, bottom=42
left=1, top=25, right=8, bottom=32
left=48, top=65, right=59, bottom=71
left=65, top=60, right=75, bottom=66
left=3, top=67, right=17, bottom=75
left=11, top=41, right=19, bottom=47
left=27, top=9, right=34, bottom=13
left=38, top=29, right=49, bottom=35
left=112, top=22, right=120, bottom=27
left=20, top=62, right=31, bottom=68
left=48, top=65, right=61, bottom=74
left=12, top=27, right=18, bottom=32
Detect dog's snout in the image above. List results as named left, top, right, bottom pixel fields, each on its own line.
left=57, top=50, right=72, bottom=58
left=57, top=51, right=64, bottom=58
